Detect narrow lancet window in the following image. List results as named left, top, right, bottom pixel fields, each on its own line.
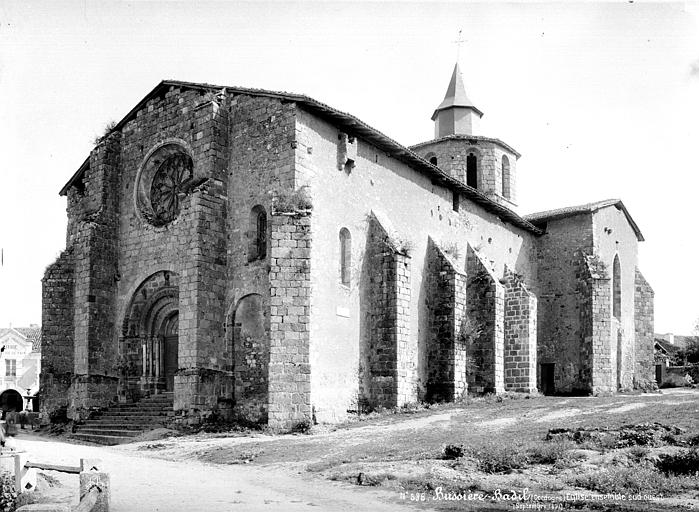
left=501, top=155, right=511, bottom=199
left=249, top=205, right=267, bottom=262
left=466, top=153, right=477, bottom=189
left=339, top=228, right=351, bottom=286
left=612, top=255, right=621, bottom=320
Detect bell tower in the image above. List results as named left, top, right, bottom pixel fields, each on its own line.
left=431, top=63, right=483, bottom=138
left=412, top=63, right=520, bottom=210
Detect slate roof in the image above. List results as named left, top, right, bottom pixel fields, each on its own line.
left=524, top=199, right=644, bottom=241
left=58, top=80, right=543, bottom=235
left=432, top=63, right=483, bottom=119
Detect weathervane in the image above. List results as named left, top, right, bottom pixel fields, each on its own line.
left=453, top=28, right=466, bottom=61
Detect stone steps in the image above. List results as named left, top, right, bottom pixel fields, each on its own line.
left=71, top=433, right=136, bottom=445
left=79, top=423, right=151, bottom=430
left=76, top=428, right=143, bottom=437
left=98, top=411, right=171, bottom=417
left=72, top=393, right=174, bottom=446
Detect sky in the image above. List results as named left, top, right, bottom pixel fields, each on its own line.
left=0, top=1, right=698, bottom=333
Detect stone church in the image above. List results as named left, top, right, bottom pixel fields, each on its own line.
left=41, top=64, right=655, bottom=428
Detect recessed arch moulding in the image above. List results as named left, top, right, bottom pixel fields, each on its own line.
left=120, top=271, right=180, bottom=401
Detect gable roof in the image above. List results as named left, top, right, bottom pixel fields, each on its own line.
left=654, top=338, right=679, bottom=355
left=524, top=199, right=644, bottom=242
left=0, top=327, right=41, bottom=352
left=655, top=334, right=699, bottom=351
left=14, top=327, right=42, bottom=352
left=58, top=80, right=542, bottom=235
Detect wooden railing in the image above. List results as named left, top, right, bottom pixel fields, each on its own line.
left=12, top=457, right=109, bottom=512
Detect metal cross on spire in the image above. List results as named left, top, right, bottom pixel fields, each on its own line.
left=453, top=28, right=466, bottom=61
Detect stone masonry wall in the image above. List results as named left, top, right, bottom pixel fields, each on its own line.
left=267, top=212, right=312, bottom=429
left=69, top=133, right=122, bottom=418
left=411, top=137, right=517, bottom=208
left=175, top=177, right=231, bottom=415
left=360, top=214, right=415, bottom=409
left=226, top=95, right=297, bottom=424
left=294, top=108, right=537, bottom=421
left=110, top=86, right=233, bottom=419
left=536, top=215, right=594, bottom=394
left=466, top=244, right=504, bottom=394
left=634, top=269, right=655, bottom=385
left=425, top=238, right=468, bottom=402
left=40, top=248, right=75, bottom=417
left=577, top=253, right=613, bottom=394
left=502, top=266, right=537, bottom=393
left=174, top=91, right=231, bottom=416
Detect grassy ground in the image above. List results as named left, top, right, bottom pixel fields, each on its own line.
left=131, top=388, right=699, bottom=511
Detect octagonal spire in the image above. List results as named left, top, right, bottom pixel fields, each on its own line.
left=431, top=63, right=483, bottom=137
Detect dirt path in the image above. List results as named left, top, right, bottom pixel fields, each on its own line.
left=12, top=434, right=419, bottom=512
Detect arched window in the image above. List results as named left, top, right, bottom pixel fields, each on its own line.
left=339, top=228, right=351, bottom=286
left=612, top=255, right=621, bottom=320
left=466, top=153, right=478, bottom=189
left=248, top=205, right=267, bottom=262
left=425, top=153, right=437, bottom=166
left=429, top=156, right=438, bottom=166
left=501, top=155, right=511, bottom=199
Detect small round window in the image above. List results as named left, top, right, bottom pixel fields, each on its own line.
left=135, top=142, right=193, bottom=227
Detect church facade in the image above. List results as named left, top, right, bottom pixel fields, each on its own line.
left=40, top=65, right=655, bottom=427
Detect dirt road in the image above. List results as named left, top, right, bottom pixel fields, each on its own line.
left=12, top=435, right=415, bottom=512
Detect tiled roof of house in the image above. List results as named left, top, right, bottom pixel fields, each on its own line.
left=14, top=327, right=41, bottom=352
left=58, top=80, right=543, bottom=236
left=524, top=199, right=644, bottom=241
left=654, top=339, right=680, bottom=355
left=1, top=327, right=42, bottom=352
left=655, top=334, right=699, bottom=351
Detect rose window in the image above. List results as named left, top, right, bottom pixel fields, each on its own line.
left=150, top=153, right=193, bottom=226
left=135, top=142, right=193, bottom=227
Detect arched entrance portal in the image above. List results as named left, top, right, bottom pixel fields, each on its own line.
left=0, top=390, right=24, bottom=413
left=121, top=271, right=179, bottom=397
left=160, top=312, right=179, bottom=392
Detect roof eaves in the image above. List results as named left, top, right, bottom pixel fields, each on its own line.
left=431, top=104, right=485, bottom=120
left=410, top=135, right=521, bottom=159
left=525, top=199, right=644, bottom=242
left=58, top=80, right=542, bottom=235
